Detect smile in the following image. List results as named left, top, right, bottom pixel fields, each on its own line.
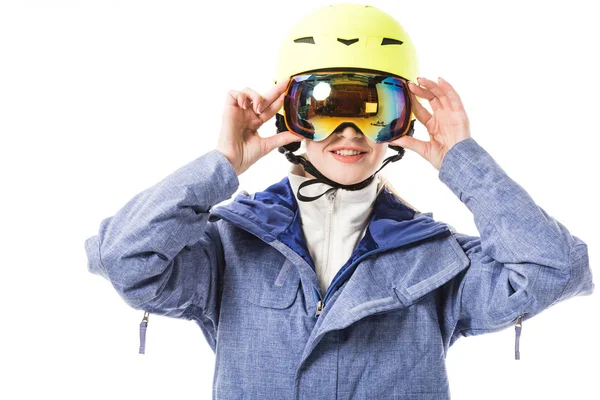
left=330, top=151, right=367, bottom=163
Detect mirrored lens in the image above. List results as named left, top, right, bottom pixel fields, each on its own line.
left=284, top=71, right=410, bottom=143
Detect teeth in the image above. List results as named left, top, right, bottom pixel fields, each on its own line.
left=333, top=149, right=363, bottom=156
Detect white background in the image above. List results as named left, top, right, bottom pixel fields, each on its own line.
left=1, top=0, right=598, bottom=399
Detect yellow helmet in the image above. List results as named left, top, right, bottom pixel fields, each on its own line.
left=274, top=3, right=420, bottom=116
left=274, top=3, right=420, bottom=202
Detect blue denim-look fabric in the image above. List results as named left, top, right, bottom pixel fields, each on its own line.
left=84, top=137, right=594, bottom=399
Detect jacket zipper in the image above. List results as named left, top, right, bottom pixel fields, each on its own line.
left=325, top=191, right=336, bottom=280
left=313, top=226, right=451, bottom=318
left=514, top=313, right=526, bottom=360
left=139, top=310, right=149, bottom=354
left=315, top=191, right=336, bottom=317
left=315, top=298, right=325, bottom=316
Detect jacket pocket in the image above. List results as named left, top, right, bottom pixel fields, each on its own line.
left=391, top=232, right=471, bottom=307
left=244, top=258, right=300, bottom=309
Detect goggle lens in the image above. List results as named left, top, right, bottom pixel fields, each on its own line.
left=283, top=70, right=411, bottom=143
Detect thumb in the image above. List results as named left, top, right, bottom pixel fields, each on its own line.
left=392, top=135, right=428, bottom=159
left=263, top=131, right=303, bottom=154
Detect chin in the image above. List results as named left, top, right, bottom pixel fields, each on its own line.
left=326, top=172, right=366, bottom=186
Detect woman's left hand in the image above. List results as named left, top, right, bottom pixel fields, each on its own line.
left=389, top=77, right=471, bottom=171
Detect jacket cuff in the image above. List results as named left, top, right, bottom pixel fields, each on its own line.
left=167, top=149, right=240, bottom=208
left=85, top=234, right=108, bottom=278
left=438, top=137, right=489, bottom=201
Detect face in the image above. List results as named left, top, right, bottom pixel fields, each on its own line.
left=303, top=126, right=389, bottom=185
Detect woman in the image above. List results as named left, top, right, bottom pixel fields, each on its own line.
left=84, top=4, right=594, bottom=399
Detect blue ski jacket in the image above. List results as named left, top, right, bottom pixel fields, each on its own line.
left=84, top=138, right=594, bottom=399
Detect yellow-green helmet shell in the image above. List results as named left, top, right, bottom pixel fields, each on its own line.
left=274, top=3, right=419, bottom=85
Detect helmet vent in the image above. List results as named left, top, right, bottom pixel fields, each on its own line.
left=294, top=36, right=315, bottom=44
left=381, top=38, right=404, bottom=46
left=337, top=38, right=359, bottom=46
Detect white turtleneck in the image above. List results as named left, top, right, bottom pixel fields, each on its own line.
left=287, top=158, right=383, bottom=298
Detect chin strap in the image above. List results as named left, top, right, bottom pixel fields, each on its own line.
left=276, top=115, right=415, bottom=202
left=278, top=145, right=407, bottom=202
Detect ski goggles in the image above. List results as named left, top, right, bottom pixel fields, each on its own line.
left=282, top=69, right=413, bottom=143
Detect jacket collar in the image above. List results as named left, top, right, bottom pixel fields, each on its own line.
left=208, top=176, right=451, bottom=272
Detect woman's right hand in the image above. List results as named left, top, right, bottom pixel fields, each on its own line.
left=216, top=78, right=302, bottom=176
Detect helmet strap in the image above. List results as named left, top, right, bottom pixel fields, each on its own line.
left=276, top=115, right=415, bottom=202
left=279, top=146, right=406, bottom=202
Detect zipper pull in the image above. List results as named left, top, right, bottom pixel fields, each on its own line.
left=312, top=286, right=325, bottom=318
left=328, top=192, right=336, bottom=212
left=139, top=311, right=150, bottom=354
left=514, top=313, right=524, bottom=360
left=315, top=300, right=325, bottom=317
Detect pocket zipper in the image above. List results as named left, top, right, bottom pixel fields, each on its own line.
left=139, top=311, right=150, bottom=354
left=514, top=313, right=525, bottom=360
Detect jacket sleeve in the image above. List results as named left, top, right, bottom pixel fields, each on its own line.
left=436, top=138, right=594, bottom=346
left=84, top=149, right=239, bottom=328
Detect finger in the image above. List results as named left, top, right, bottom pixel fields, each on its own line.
left=417, top=77, right=454, bottom=111
left=228, top=89, right=251, bottom=109
left=226, top=89, right=238, bottom=106
left=390, top=135, right=429, bottom=159
left=257, top=91, right=286, bottom=123
left=262, top=130, right=303, bottom=154
left=409, top=78, right=443, bottom=112
left=437, top=77, right=464, bottom=111
left=241, top=87, right=266, bottom=114
left=258, top=78, right=292, bottom=113
left=407, top=82, right=432, bottom=123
